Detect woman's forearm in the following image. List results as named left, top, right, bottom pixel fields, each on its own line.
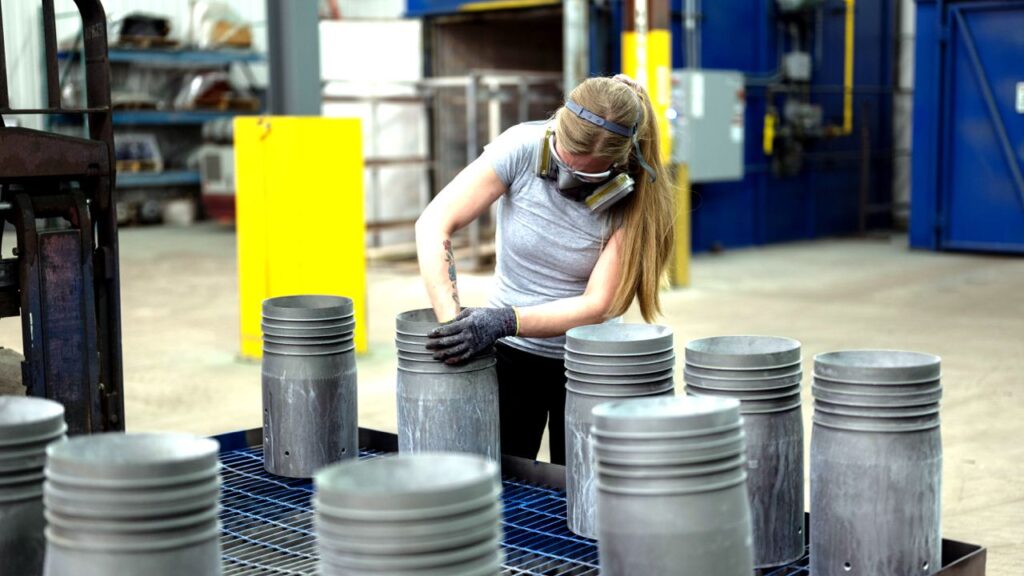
left=415, top=220, right=461, bottom=323
left=516, top=295, right=610, bottom=339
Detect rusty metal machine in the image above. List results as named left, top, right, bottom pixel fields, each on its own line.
left=0, top=0, right=124, bottom=434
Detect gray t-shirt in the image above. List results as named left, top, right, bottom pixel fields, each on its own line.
left=484, top=121, right=615, bottom=359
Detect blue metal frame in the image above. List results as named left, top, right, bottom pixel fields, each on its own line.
left=49, top=110, right=256, bottom=127
left=116, top=170, right=201, bottom=188
left=911, top=0, right=1024, bottom=253
left=57, top=48, right=263, bottom=66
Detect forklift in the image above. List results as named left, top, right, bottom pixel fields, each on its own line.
left=0, top=0, right=124, bottom=434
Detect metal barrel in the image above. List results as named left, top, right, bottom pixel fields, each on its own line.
left=810, top=350, right=942, bottom=576
left=564, top=382, right=674, bottom=539
left=42, top=433, right=222, bottom=576
left=682, top=335, right=805, bottom=568
left=395, top=310, right=500, bottom=464
left=0, top=397, right=67, bottom=576
left=262, top=295, right=358, bottom=479
left=561, top=323, right=676, bottom=539
left=591, top=396, right=754, bottom=576
left=314, top=454, right=502, bottom=576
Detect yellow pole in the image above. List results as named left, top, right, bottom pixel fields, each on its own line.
left=671, top=164, right=691, bottom=287
left=842, top=0, right=855, bottom=135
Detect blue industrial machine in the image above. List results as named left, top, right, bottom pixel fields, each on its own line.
left=407, top=0, right=897, bottom=253
left=910, top=0, right=1024, bottom=254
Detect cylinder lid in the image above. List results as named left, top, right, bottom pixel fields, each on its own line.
left=0, top=397, right=66, bottom=446
left=592, top=395, right=741, bottom=435
left=685, top=335, right=801, bottom=369
left=813, top=350, right=940, bottom=383
left=46, top=433, right=219, bottom=482
left=263, top=295, right=354, bottom=321
left=565, top=323, right=673, bottom=355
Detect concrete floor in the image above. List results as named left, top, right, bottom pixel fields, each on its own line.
left=0, top=224, right=1021, bottom=574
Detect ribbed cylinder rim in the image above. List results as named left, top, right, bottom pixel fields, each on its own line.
left=565, top=368, right=674, bottom=385
left=596, top=469, right=748, bottom=496
left=44, top=476, right=220, bottom=506
left=812, top=410, right=941, bottom=433
left=315, top=502, right=503, bottom=540
left=564, top=344, right=675, bottom=358
left=564, top=352, right=676, bottom=368
left=565, top=323, right=674, bottom=355
left=811, top=384, right=942, bottom=408
left=317, top=525, right=501, bottom=557
left=813, top=399, right=940, bottom=419
left=44, top=521, right=220, bottom=553
left=395, top=309, right=445, bottom=337
left=591, top=395, right=741, bottom=435
left=0, top=482, right=44, bottom=503
left=263, top=333, right=354, bottom=345
left=318, top=550, right=503, bottom=576
left=591, top=419, right=743, bottom=441
left=686, top=390, right=802, bottom=415
left=683, top=365, right=803, bottom=382
left=595, top=453, right=746, bottom=478
left=316, top=537, right=499, bottom=571
left=565, top=383, right=674, bottom=399
left=262, top=322, right=355, bottom=336
left=0, top=468, right=45, bottom=487
left=0, top=454, right=47, bottom=475
left=683, top=381, right=801, bottom=400
left=593, top=439, right=746, bottom=467
left=262, top=295, right=354, bottom=320
left=0, top=397, right=67, bottom=446
left=812, top=376, right=941, bottom=394
left=684, top=364, right=802, bottom=383
left=45, top=433, right=219, bottom=483
left=565, top=360, right=676, bottom=378
left=682, top=374, right=803, bottom=394
left=397, top=359, right=496, bottom=375
left=44, top=504, right=219, bottom=533
left=263, top=343, right=355, bottom=357
left=813, top=349, right=941, bottom=383
left=685, top=335, right=801, bottom=370
left=315, top=454, right=498, bottom=512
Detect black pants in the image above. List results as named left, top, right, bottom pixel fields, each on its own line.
left=495, top=341, right=566, bottom=465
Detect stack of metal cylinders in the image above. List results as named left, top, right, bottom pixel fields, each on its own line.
left=314, top=453, right=503, bottom=576
left=811, top=350, right=943, bottom=576
left=395, top=309, right=500, bottom=464
left=683, top=335, right=805, bottom=568
left=43, top=433, right=222, bottom=576
left=262, top=295, right=358, bottom=478
left=591, top=396, right=754, bottom=576
left=562, top=323, right=675, bottom=539
left=0, top=397, right=66, bottom=576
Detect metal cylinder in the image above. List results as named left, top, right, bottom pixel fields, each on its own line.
left=43, top=433, right=222, bottom=576
left=315, top=453, right=502, bottom=576
left=0, top=397, right=67, bottom=576
left=683, top=335, right=805, bottom=569
left=262, top=295, right=358, bottom=478
left=562, top=323, right=676, bottom=540
left=811, top=350, right=942, bottom=576
left=565, top=384, right=673, bottom=539
left=592, top=396, right=754, bottom=576
left=395, top=310, right=500, bottom=464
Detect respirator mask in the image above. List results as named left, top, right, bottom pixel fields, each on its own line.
left=536, top=100, right=657, bottom=212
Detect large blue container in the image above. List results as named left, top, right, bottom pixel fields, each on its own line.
left=910, top=0, right=1024, bottom=254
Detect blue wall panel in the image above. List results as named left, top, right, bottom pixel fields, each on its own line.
left=911, top=0, right=1024, bottom=253
left=671, top=0, right=896, bottom=252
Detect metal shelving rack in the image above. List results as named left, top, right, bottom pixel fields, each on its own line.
left=51, top=45, right=263, bottom=195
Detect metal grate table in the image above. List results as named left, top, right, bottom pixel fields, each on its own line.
left=218, top=445, right=811, bottom=575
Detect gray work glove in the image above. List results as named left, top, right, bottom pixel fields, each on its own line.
left=426, top=307, right=518, bottom=365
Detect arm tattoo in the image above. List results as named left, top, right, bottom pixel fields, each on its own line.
left=443, top=239, right=460, bottom=309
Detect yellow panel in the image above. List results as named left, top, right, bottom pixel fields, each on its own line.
left=459, top=0, right=558, bottom=11
left=235, top=116, right=367, bottom=359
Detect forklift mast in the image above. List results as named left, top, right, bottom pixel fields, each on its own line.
left=0, top=0, right=125, bottom=434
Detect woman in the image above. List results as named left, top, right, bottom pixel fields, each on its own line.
left=414, top=75, right=674, bottom=464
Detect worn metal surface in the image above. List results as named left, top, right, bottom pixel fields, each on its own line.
left=810, top=351, right=943, bottom=576
left=564, top=386, right=673, bottom=540
left=262, top=353, right=358, bottom=479
left=0, top=498, right=45, bottom=576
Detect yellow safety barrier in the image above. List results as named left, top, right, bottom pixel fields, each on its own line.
left=235, top=116, right=368, bottom=359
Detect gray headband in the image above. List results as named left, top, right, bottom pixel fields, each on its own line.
left=565, top=100, right=636, bottom=138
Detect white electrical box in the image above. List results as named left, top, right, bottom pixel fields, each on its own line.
left=670, top=70, right=745, bottom=183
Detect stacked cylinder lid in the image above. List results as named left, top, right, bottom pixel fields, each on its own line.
left=0, top=397, right=67, bottom=576
left=683, top=335, right=805, bottom=568
left=315, top=453, right=503, bottom=576
left=811, top=350, right=943, bottom=576
left=395, top=309, right=500, bottom=464
left=43, top=433, right=222, bottom=576
left=563, top=323, right=675, bottom=539
left=591, top=396, right=754, bottom=576
left=262, top=295, right=358, bottom=478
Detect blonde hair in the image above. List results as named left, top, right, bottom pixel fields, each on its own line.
left=554, top=76, right=674, bottom=322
